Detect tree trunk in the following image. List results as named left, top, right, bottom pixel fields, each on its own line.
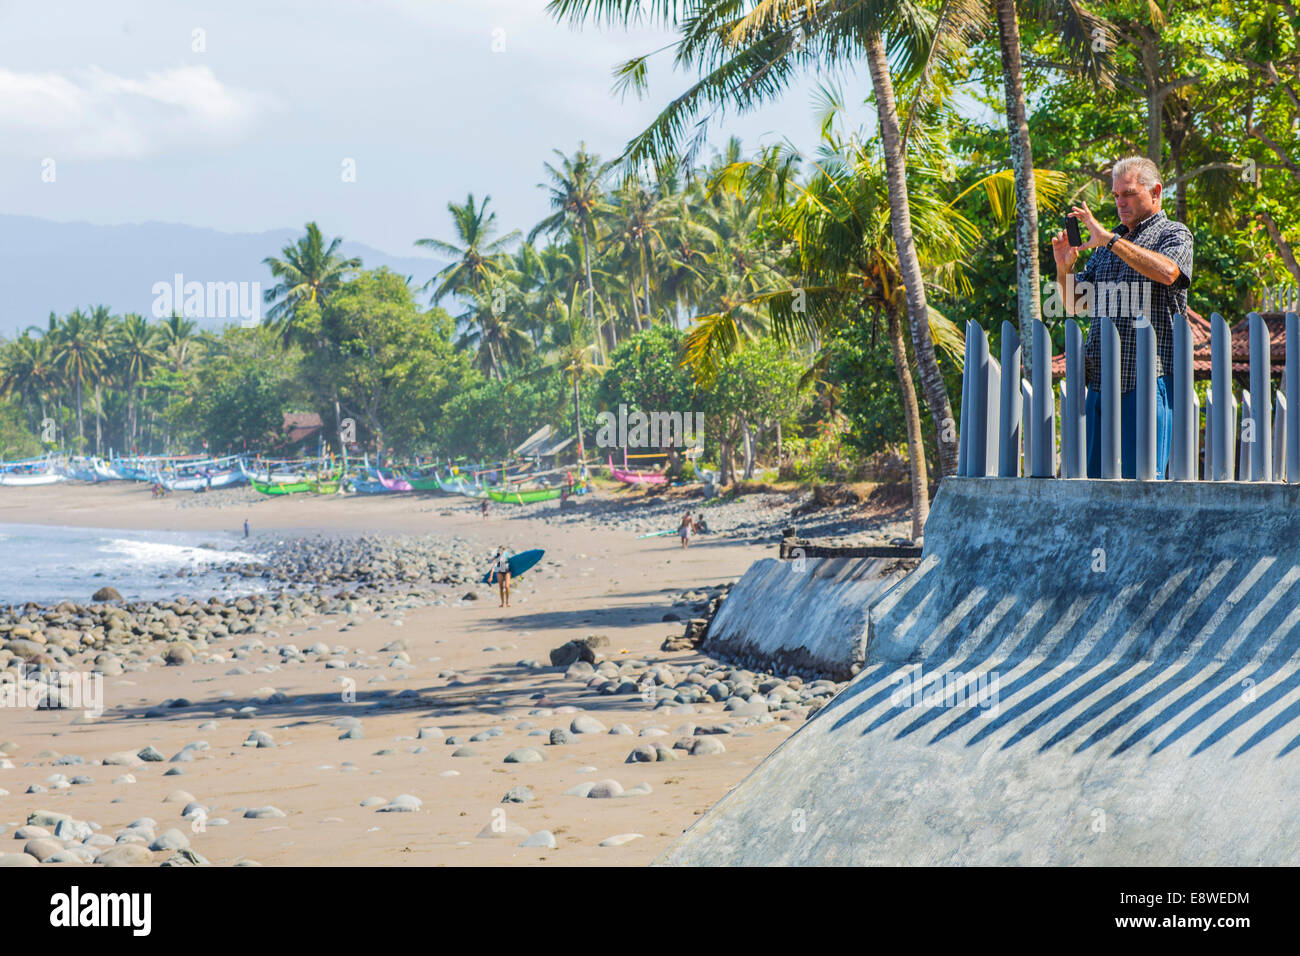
left=94, top=383, right=103, bottom=455
left=74, top=378, right=84, bottom=451
left=573, top=378, right=585, bottom=464
left=996, top=0, right=1041, bottom=378
left=1142, top=31, right=1163, bottom=164
left=886, top=305, right=929, bottom=540
left=742, top=417, right=755, bottom=479
left=865, top=32, right=958, bottom=477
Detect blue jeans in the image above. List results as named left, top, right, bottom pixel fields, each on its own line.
left=1085, top=374, right=1174, bottom=479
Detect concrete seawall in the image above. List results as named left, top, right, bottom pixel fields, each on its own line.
left=658, top=477, right=1300, bottom=865
left=702, top=556, right=913, bottom=680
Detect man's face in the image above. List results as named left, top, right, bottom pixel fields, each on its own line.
left=1111, top=172, right=1160, bottom=228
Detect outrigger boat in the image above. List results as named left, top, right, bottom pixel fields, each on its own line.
left=609, top=452, right=666, bottom=485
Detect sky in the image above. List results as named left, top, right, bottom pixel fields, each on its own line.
left=0, top=0, right=880, bottom=260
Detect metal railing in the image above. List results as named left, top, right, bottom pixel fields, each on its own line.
left=956, top=311, right=1300, bottom=481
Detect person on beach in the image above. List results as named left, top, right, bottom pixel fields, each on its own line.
left=243, top=519, right=249, bottom=538
left=489, top=546, right=512, bottom=607
left=480, top=499, right=490, bottom=519
left=679, top=511, right=695, bottom=549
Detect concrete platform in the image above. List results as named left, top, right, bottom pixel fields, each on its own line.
left=702, top=556, right=913, bottom=680
left=657, top=477, right=1300, bottom=865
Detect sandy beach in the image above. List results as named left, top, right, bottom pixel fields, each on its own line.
left=0, top=482, right=903, bottom=866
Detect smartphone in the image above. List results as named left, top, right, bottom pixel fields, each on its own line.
left=1064, top=215, right=1082, bottom=247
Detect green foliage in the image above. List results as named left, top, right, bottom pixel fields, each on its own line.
left=0, top=401, right=43, bottom=459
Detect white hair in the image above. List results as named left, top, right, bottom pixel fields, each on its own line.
left=1111, top=156, right=1161, bottom=189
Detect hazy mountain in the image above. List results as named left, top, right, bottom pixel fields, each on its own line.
left=0, top=215, right=447, bottom=336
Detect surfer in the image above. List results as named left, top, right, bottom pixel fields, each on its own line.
left=679, top=511, right=695, bottom=549
left=490, top=546, right=512, bottom=607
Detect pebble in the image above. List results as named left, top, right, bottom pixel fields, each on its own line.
left=598, top=833, right=643, bottom=847
left=502, top=786, right=535, bottom=803
left=503, top=748, right=544, bottom=764
left=379, top=794, right=422, bottom=813
left=520, top=830, right=556, bottom=848
left=243, top=806, right=286, bottom=819
left=569, top=715, right=606, bottom=734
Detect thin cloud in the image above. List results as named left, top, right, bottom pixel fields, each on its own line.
left=0, top=64, right=278, bottom=159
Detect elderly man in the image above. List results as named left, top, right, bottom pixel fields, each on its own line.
left=1052, top=156, right=1194, bottom=478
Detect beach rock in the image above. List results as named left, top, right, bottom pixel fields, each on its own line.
left=164, top=644, right=194, bottom=666
left=243, top=806, right=286, bottom=819
left=609, top=723, right=635, bottom=735
left=15, top=825, right=51, bottom=839
left=417, top=727, right=444, bottom=740
left=548, top=728, right=574, bottom=746
left=598, top=833, right=643, bottom=847
left=569, top=715, right=606, bottom=735
left=96, top=844, right=153, bottom=866
left=0, top=853, right=38, bottom=867
left=161, top=849, right=210, bottom=866
left=379, top=794, right=422, bottom=813
left=360, top=797, right=386, bottom=808
left=149, top=829, right=191, bottom=851
left=520, top=830, right=556, bottom=849
left=626, top=745, right=657, bottom=763
left=244, top=730, right=275, bottom=748
left=25, top=838, right=67, bottom=862
left=137, top=746, right=165, bottom=762
left=586, top=779, right=624, bottom=799
left=92, top=587, right=123, bottom=603
left=502, top=786, right=535, bottom=804
left=477, top=821, right=529, bottom=840
left=451, top=747, right=477, bottom=757
left=503, top=748, right=543, bottom=764
left=690, top=736, right=726, bottom=756
left=26, top=810, right=72, bottom=828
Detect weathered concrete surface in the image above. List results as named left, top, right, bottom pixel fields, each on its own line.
left=658, top=478, right=1300, bottom=865
left=702, top=557, right=913, bottom=680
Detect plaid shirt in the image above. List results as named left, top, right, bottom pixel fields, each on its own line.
left=1076, top=210, right=1194, bottom=392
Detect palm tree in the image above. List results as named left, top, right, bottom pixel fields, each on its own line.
left=86, top=305, right=118, bottom=456
left=0, top=333, right=57, bottom=433
left=49, top=309, right=104, bottom=451
left=530, top=146, right=616, bottom=357
left=263, top=222, right=362, bottom=345
left=157, top=314, right=200, bottom=373
left=416, top=194, right=520, bottom=305
left=547, top=0, right=961, bottom=475
left=116, top=314, right=162, bottom=453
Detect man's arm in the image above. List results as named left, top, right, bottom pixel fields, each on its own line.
left=1097, top=232, right=1183, bottom=286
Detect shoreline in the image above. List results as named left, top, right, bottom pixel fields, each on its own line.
left=0, top=482, right=902, bottom=866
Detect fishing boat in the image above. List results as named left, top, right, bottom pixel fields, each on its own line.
left=0, top=471, right=67, bottom=486
left=486, top=485, right=565, bottom=504
left=312, top=478, right=341, bottom=494
left=61, top=457, right=101, bottom=482
left=608, top=453, right=667, bottom=485
left=156, top=454, right=248, bottom=491
left=93, top=459, right=127, bottom=480
left=376, top=470, right=413, bottom=492
left=250, top=477, right=313, bottom=495
left=348, top=477, right=389, bottom=494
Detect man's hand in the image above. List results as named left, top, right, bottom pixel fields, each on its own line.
left=1068, top=201, right=1113, bottom=250
left=1051, top=228, right=1078, bottom=271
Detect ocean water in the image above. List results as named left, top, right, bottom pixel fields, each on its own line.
left=0, top=523, right=267, bottom=606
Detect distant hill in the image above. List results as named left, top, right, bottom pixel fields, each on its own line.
left=0, top=215, right=446, bottom=336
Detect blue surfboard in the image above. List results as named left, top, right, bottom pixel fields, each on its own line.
left=482, top=548, right=545, bottom=584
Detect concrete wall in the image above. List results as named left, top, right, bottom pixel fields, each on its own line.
left=702, top=556, right=913, bottom=681
left=659, top=477, right=1300, bottom=865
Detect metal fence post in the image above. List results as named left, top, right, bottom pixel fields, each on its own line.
left=1031, top=319, right=1055, bottom=477
left=969, top=323, right=990, bottom=477
left=1172, top=314, right=1195, bottom=480
left=986, top=353, right=1002, bottom=476
left=1205, top=392, right=1214, bottom=481
left=999, top=321, right=1021, bottom=477
left=1275, top=391, right=1288, bottom=483
left=1191, top=389, right=1201, bottom=480
left=1100, top=316, right=1121, bottom=478
left=1249, top=312, right=1272, bottom=480
left=1240, top=390, right=1254, bottom=481
left=1211, top=312, right=1233, bottom=481
left=1136, top=320, right=1157, bottom=480
left=1288, top=312, right=1299, bottom=483
left=1063, top=319, right=1086, bottom=478
left=1021, top=379, right=1033, bottom=470
left=958, top=322, right=974, bottom=476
